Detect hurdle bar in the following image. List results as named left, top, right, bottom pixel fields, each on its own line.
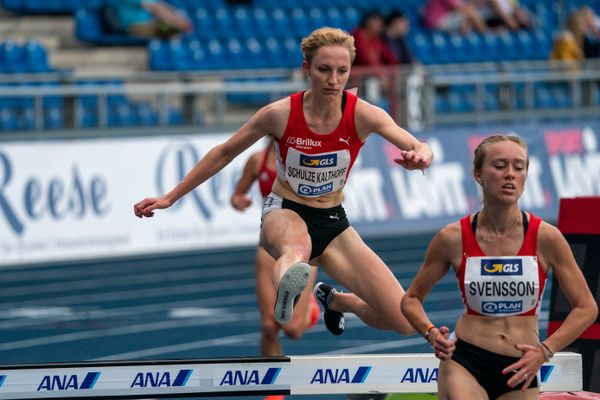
left=0, top=352, right=581, bottom=399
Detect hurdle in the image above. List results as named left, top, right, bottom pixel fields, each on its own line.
left=0, top=352, right=581, bottom=399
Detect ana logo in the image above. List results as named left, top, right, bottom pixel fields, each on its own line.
left=310, top=366, right=371, bottom=384
left=300, top=154, right=337, bottom=168
left=482, top=300, right=522, bottom=314
left=298, top=182, right=333, bottom=196
left=37, top=372, right=100, bottom=391
left=219, top=367, right=280, bottom=386
left=401, top=368, right=438, bottom=383
left=0, top=375, right=6, bottom=388
left=540, top=365, right=555, bottom=383
left=481, top=259, right=522, bottom=275
left=131, top=369, right=192, bottom=388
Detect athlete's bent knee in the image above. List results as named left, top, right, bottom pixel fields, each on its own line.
left=262, top=319, right=280, bottom=340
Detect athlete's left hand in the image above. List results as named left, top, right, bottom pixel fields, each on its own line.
left=394, top=149, right=431, bottom=172
left=502, top=343, right=547, bottom=391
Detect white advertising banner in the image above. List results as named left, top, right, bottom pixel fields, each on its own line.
left=0, top=134, right=264, bottom=266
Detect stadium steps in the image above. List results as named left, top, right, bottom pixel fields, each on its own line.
left=0, top=14, right=76, bottom=48
left=50, top=47, right=147, bottom=74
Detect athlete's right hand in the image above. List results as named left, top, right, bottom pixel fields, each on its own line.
left=230, top=194, right=252, bottom=211
left=429, top=326, right=456, bottom=361
left=134, top=196, right=173, bottom=218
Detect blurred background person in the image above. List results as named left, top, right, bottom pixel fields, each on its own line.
left=476, top=0, right=532, bottom=31
left=352, top=11, right=399, bottom=66
left=104, top=0, right=193, bottom=40
left=383, top=9, right=417, bottom=65
left=422, top=0, right=488, bottom=34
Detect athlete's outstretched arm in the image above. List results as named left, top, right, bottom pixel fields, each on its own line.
left=401, top=223, right=459, bottom=359
left=230, top=152, right=261, bottom=211
left=502, top=222, right=598, bottom=390
left=354, top=101, right=433, bottom=171
left=134, top=104, right=277, bottom=218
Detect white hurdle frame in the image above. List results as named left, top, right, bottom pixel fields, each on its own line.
left=0, top=352, right=581, bottom=399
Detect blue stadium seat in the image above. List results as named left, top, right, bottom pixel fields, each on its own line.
left=531, top=30, right=551, bottom=60
left=0, top=107, right=20, bottom=131
left=462, top=33, right=484, bottom=63
left=409, top=32, right=433, bottom=64
left=496, top=31, right=517, bottom=61
left=188, top=39, right=207, bottom=70
left=135, top=101, right=158, bottom=126
left=192, top=8, right=213, bottom=39
left=515, top=30, right=534, bottom=60
left=43, top=106, right=63, bottom=130
left=168, top=39, right=189, bottom=71
left=447, top=34, right=467, bottom=63
left=213, top=7, right=234, bottom=38
left=290, top=8, right=310, bottom=37
left=251, top=7, right=269, bottom=37
left=206, top=39, right=226, bottom=70
left=232, top=6, right=253, bottom=35
left=149, top=40, right=169, bottom=70
left=244, top=37, right=264, bottom=69
left=268, top=7, right=289, bottom=37
left=323, top=7, right=343, bottom=28
left=481, top=33, right=501, bottom=62
left=25, top=39, right=49, bottom=72
left=1, top=40, right=26, bottom=73
left=431, top=32, right=450, bottom=64
left=307, top=7, right=325, bottom=30
left=263, top=37, right=285, bottom=68
left=225, top=38, right=244, bottom=69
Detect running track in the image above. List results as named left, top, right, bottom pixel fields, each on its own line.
left=0, top=232, right=551, bottom=399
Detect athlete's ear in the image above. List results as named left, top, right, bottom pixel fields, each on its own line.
left=302, top=60, right=310, bottom=78
left=474, top=169, right=483, bottom=186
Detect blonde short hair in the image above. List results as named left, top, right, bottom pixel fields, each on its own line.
left=300, top=27, right=356, bottom=63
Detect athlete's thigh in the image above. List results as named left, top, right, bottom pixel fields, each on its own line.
left=496, top=388, right=539, bottom=400
left=319, top=227, right=403, bottom=308
left=260, top=208, right=310, bottom=260
left=255, top=245, right=277, bottom=318
left=438, top=359, right=488, bottom=400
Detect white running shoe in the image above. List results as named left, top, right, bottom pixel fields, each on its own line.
left=274, top=261, right=311, bottom=324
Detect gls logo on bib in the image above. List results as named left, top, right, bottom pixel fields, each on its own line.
left=481, top=259, right=523, bottom=275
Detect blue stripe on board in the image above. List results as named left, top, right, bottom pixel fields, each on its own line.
left=261, top=367, right=281, bottom=384
left=351, top=366, right=371, bottom=383
left=80, top=372, right=100, bottom=389
left=173, top=369, right=192, bottom=386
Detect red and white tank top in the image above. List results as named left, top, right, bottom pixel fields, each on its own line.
left=257, top=143, right=277, bottom=198
left=457, top=212, right=547, bottom=317
left=275, top=90, right=364, bottom=197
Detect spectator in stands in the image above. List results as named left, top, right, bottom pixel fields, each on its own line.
left=352, top=12, right=399, bottom=66
left=476, top=0, right=532, bottom=31
left=580, top=6, right=600, bottom=58
left=105, top=0, right=193, bottom=40
left=550, top=7, right=600, bottom=62
left=383, top=10, right=416, bottom=65
left=422, top=0, right=488, bottom=34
